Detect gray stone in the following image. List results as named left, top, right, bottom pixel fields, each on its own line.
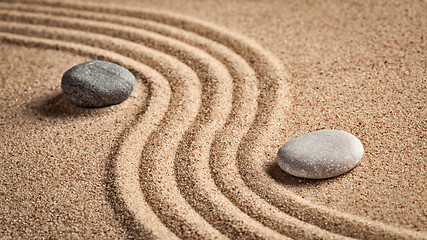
left=277, top=130, right=364, bottom=179
left=61, top=60, right=135, bottom=107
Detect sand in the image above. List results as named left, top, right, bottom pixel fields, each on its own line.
left=0, top=0, right=425, bottom=239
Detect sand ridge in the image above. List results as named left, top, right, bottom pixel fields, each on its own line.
left=0, top=0, right=425, bottom=239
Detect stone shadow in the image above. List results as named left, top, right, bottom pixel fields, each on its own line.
left=29, top=91, right=109, bottom=119
left=265, top=161, right=338, bottom=187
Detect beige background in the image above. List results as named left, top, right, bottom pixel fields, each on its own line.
left=0, top=0, right=425, bottom=238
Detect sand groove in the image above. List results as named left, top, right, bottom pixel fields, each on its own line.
left=0, top=21, right=210, bottom=238
left=0, top=32, right=179, bottom=239
left=0, top=21, right=232, bottom=238
left=0, top=9, right=289, bottom=239
left=0, top=14, right=268, bottom=239
left=0, top=12, right=275, bottom=238
left=0, top=1, right=424, bottom=239
left=0, top=7, right=347, bottom=239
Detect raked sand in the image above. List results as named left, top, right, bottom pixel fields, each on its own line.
left=0, top=0, right=425, bottom=239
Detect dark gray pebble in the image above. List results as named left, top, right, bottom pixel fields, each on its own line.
left=61, top=60, right=135, bottom=107
left=277, top=130, right=364, bottom=179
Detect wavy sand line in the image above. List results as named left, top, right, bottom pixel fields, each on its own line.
left=2, top=6, right=350, bottom=238
left=0, top=32, right=179, bottom=239
left=1, top=0, right=424, bottom=239
left=45, top=3, right=423, bottom=239
left=0, top=12, right=254, bottom=239
left=109, top=8, right=354, bottom=240
left=0, top=16, right=235, bottom=239
left=0, top=22, right=211, bottom=238
left=239, top=160, right=426, bottom=239
left=0, top=3, right=354, bottom=238
left=0, top=10, right=290, bottom=238
left=0, top=7, right=297, bottom=239
left=0, top=5, right=297, bottom=238
left=0, top=23, right=224, bottom=237
left=145, top=5, right=424, bottom=239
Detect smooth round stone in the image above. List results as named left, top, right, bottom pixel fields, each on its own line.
left=277, top=130, right=364, bottom=179
left=61, top=60, right=135, bottom=107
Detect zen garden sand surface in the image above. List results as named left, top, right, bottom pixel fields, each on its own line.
left=0, top=0, right=425, bottom=239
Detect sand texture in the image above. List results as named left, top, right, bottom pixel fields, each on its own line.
left=0, top=0, right=426, bottom=239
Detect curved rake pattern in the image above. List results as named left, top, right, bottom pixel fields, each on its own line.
left=0, top=0, right=423, bottom=239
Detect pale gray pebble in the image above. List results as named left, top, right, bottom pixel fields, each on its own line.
left=61, top=60, right=135, bottom=107
left=277, top=130, right=364, bottom=179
